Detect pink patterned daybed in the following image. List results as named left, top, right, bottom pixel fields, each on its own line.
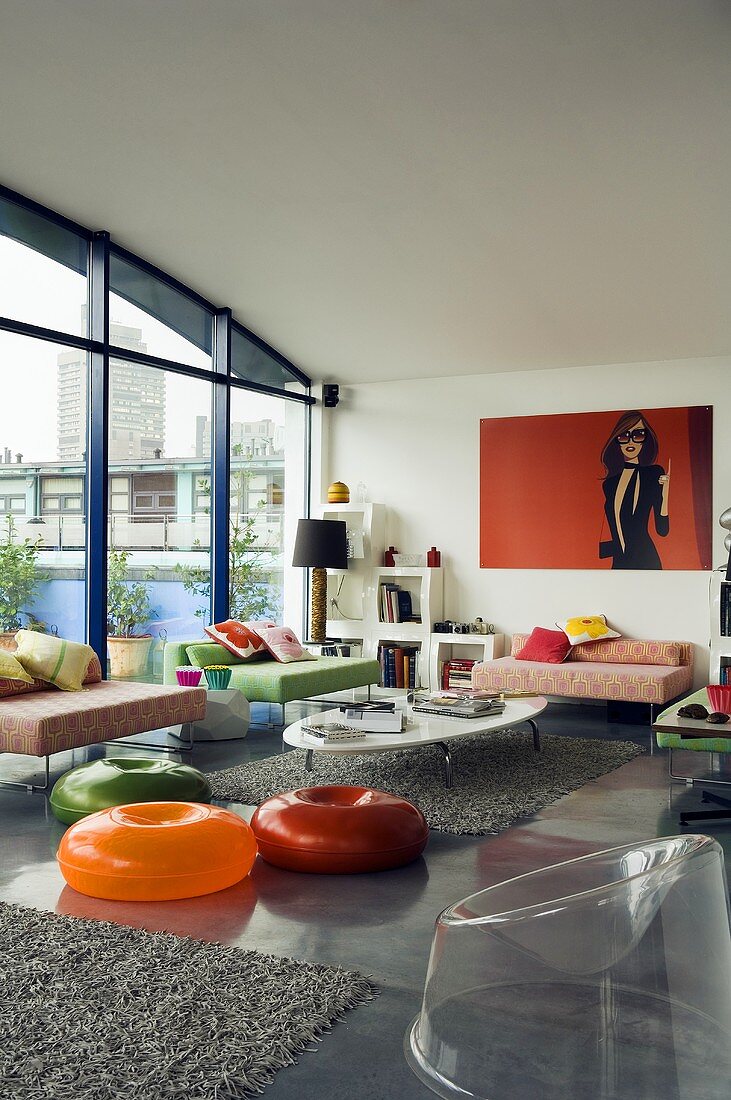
left=473, top=635, right=694, bottom=718
left=0, top=655, right=206, bottom=791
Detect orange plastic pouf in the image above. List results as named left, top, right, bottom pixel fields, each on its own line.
left=57, top=802, right=257, bottom=901
left=251, top=786, right=429, bottom=874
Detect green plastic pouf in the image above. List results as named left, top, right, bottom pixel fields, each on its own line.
left=50, top=758, right=212, bottom=825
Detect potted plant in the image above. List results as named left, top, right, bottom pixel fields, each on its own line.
left=0, top=515, right=47, bottom=648
left=107, top=549, right=158, bottom=677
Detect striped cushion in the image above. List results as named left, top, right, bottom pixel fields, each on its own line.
left=14, top=631, right=96, bottom=692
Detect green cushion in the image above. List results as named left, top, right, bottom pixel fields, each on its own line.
left=185, top=643, right=243, bottom=667
left=50, top=758, right=212, bottom=825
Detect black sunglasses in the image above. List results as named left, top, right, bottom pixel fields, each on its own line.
left=616, top=429, right=646, bottom=444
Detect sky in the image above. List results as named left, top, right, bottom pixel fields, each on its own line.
left=0, top=237, right=285, bottom=463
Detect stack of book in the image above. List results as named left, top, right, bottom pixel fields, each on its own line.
left=412, top=692, right=506, bottom=719
left=338, top=701, right=406, bottom=733
left=378, top=583, right=419, bottom=624
left=300, top=721, right=367, bottom=745
left=441, top=658, right=476, bottom=690
left=720, top=581, right=731, bottom=637
left=378, top=644, right=418, bottom=688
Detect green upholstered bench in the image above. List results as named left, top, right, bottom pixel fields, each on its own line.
left=163, top=640, right=381, bottom=724
left=654, top=687, right=731, bottom=824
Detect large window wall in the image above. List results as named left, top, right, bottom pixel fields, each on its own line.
left=0, top=185, right=312, bottom=681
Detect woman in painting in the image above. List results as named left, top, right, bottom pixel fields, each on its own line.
left=599, top=410, right=670, bottom=569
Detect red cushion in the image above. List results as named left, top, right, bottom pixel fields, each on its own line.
left=251, top=786, right=429, bottom=873
left=515, top=627, right=572, bottom=663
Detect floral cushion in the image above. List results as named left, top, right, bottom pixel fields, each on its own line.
left=204, top=620, right=274, bottom=661
left=251, top=624, right=317, bottom=664
left=556, top=615, right=621, bottom=646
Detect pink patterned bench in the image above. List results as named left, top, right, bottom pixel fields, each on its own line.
left=473, top=635, right=693, bottom=715
left=0, top=655, right=206, bottom=791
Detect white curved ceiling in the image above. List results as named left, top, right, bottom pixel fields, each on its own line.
left=1, top=0, right=729, bottom=383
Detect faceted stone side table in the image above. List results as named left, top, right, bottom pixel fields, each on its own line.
left=193, top=688, right=250, bottom=741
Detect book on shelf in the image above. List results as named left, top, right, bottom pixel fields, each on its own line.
left=721, top=580, right=731, bottom=637
left=378, top=643, right=419, bottom=689
left=412, top=695, right=507, bottom=719
left=441, top=657, right=477, bottom=690
left=378, top=582, right=419, bottom=625
left=300, top=721, right=367, bottom=744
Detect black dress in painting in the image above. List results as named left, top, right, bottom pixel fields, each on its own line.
left=601, top=463, right=669, bottom=570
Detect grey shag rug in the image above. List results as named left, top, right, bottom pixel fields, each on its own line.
left=209, top=731, right=643, bottom=835
left=0, top=902, right=376, bottom=1099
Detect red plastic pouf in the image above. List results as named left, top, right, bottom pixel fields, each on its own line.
left=250, top=785, right=429, bottom=874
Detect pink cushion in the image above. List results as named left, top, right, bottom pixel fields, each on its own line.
left=473, top=656, right=693, bottom=704
left=570, top=639, right=681, bottom=666
left=0, top=680, right=207, bottom=757
left=251, top=624, right=316, bottom=664
left=515, top=628, right=572, bottom=664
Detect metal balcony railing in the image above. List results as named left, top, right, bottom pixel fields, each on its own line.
left=6, top=513, right=285, bottom=553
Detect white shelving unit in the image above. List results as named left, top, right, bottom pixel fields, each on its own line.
left=429, top=632, right=505, bottom=692
left=320, top=502, right=385, bottom=635
left=315, top=502, right=443, bottom=689
left=366, top=566, right=443, bottom=689
left=709, top=569, right=731, bottom=683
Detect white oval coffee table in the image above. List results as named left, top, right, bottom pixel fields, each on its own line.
left=282, top=696, right=548, bottom=788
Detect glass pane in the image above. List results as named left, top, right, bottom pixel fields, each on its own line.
left=109, top=252, right=212, bottom=369
left=0, top=330, right=87, bottom=641
left=107, top=364, right=212, bottom=681
left=231, top=326, right=307, bottom=395
left=229, top=389, right=306, bottom=629
left=0, top=194, right=87, bottom=336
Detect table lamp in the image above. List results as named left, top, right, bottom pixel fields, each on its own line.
left=292, top=519, right=348, bottom=643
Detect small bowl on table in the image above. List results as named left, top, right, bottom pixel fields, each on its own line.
left=175, top=666, right=203, bottom=687
left=204, top=665, right=233, bottom=690
left=707, top=685, right=731, bottom=714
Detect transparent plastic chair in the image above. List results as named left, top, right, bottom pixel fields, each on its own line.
left=405, top=835, right=731, bottom=1099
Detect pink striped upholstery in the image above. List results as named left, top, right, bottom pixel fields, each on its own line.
left=0, top=680, right=207, bottom=757
left=475, top=636, right=693, bottom=704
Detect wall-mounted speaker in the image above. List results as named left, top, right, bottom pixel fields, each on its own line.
left=323, top=384, right=340, bottom=408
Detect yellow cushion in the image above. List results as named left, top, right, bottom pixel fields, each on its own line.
left=556, top=615, right=621, bottom=646
left=14, top=631, right=96, bottom=692
left=0, top=647, right=34, bottom=684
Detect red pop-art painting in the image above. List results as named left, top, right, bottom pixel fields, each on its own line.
left=480, top=406, right=712, bottom=570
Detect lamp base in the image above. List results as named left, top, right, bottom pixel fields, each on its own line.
left=310, top=567, right=327, bottom=644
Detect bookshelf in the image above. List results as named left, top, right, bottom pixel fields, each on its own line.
left=367, top=566, right=443, bottom=689
left=317, top=502, right=443, bottom=689
left=320, top=502, right=386, bottom=637
left=429, top=632, right=505, bottom=692
left=709, top=569, right=731, bottom=684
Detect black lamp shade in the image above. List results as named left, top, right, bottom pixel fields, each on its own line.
left=292, top=519, right=348, bottom=569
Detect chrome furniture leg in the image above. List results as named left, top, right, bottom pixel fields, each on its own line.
left=305, top=748, right=314, bottom=772
left=437, top=742, right=453, bottom=788
left=527, top=718, right=541, bottom=752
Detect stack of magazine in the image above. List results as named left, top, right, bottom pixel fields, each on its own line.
left=412, top=692, right=506, bottom=719
left=300, top=720, right=367, bottom=745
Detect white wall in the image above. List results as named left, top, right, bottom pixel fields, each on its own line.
left=323, top=357, right=731, bottom=686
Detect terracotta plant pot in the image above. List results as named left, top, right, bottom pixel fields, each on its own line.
left=107, top=635, right=153, bottom=678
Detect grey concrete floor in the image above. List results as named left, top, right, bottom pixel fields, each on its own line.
left=0, top=699, right=729, bottom=1099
